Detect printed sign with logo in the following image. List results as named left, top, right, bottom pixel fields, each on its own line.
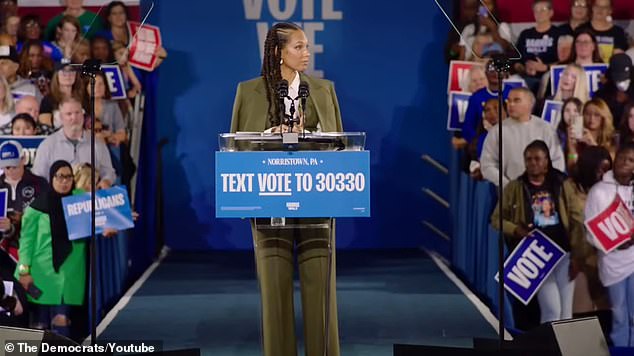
left=502, top=79, right=525, bottom=93
left=585, top=194, right=634, bottom=253
left=0, top=136, right=45, bottom=169
left=101, top=65, right=127, bottom=100
left=63, top=186, right=135, bottom=240
left=216, top=151, right=370, bottom=218
left=0, top=189, right=7, bottom=219
left=541, top=100, right=563, bottom=126
left=447, top=61, right=480, bottom=93
left=494, top=229, right=566, bottom=305
left=127, top=21, right=162, bottom=71
left=550, top=64, right=608, bottom=98
left=447, top=91, right=471, bottom=131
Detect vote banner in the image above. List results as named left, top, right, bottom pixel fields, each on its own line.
left=63, top=186, right=135, bottom=240
left=447, top=91, right=471, bottom=131
left=216, top=151, right=370, bottom=218
left=447, top=61, right=480, bottom=93
left=494, top=229, right=565, bottom=305
left=0, top=136, right=45, bottom=169
left=541, top=100, right=563, bottom=126
left=128, top=21, right=162, bottom=71
left=502, top=79, right=525, bottom=93
left=550, top=64, right=608, bottom=98
left=101, top=65, right=127, bottom=100
left=585, top=194, right=634, bottom=253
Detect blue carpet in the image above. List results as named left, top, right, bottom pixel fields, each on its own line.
left=99, top=249, right=498, bottom=355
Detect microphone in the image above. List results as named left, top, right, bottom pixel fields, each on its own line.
left=298, top=81, right=309, bottom=116
left=276, top=80, right=289, bottom=131
left=276, top=79, right=289, bottom=99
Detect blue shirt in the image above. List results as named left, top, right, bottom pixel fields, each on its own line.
left=462, top=87, right=510, bottom=143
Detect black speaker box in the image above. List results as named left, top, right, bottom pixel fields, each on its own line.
left=394, top=317, right=609, bottom=356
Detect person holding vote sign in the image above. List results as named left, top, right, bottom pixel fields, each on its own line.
left=492, top=140, right=586, bottom=324
left=14, top=160, right=86, bottom=338
left=230, top=23, right=342, bottom=356
left=585, top=142, right=634, bottom=347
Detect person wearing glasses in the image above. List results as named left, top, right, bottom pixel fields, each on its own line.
left=32, top=96, right=116, bottom=189
left=577, top=0, right=627, bottom=63
left=15, top=160, right=86, bottom=337
left=559, top=0, right=590, bottom=36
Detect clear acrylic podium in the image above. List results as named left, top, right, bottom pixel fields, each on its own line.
left=217, top=131, right=367, bottom=356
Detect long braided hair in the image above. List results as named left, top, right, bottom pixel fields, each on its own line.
left=261, top=22, right=302, bottom=127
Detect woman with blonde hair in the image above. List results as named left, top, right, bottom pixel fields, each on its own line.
left=0, top=76, right=15, bottom=127
left=568, top=98, right=616, bottom=167
left=553, top=64, right=589, bottom=103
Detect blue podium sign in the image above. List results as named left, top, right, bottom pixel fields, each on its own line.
left=63, top=186, right=135, bottom=240
left=495, top=229, right=565, bottom=305
left=216, top=151, right=370, bottom=218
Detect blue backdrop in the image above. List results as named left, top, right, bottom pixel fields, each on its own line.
left=146, top=0, right=454, bottom=250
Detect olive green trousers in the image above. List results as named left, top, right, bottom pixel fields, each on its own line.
left=251, top=218, right=340, bottom=356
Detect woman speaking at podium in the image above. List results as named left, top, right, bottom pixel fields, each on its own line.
left=230, top=22, right=342, bottom=356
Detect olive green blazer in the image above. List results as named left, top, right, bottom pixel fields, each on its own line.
left=230, top=73, right=343, bottom=133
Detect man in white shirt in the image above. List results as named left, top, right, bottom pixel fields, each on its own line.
left=481, top=87, right=564, bottom=187
left=32, top=97, right=115, bottom=188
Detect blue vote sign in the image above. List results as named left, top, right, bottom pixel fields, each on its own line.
left=101, top=65, right=127, bottom=100
left=216, top=151, right=370, bottom=218
left=0, top=136, right=45, bottom=169
left=447, top=91, right=471, bottom=131
left=541, top=100, right=563, bottom=126
left=63, top=186, right=135, bottom=240
left=550, top=64, right=608, bottom=98
left=0, top=189, right=6, bottom=218
left=494, top=229, right=565, bottom=305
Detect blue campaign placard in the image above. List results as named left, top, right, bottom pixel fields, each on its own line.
left=216, top=151, right=370, bottom=218
left=550, top=64, right=608, bottom=97
left=0, top=136, right=45, bottom=169
left=502, top=79, right=525, bottom=93
left=541, top=100, right=563, bottom=126
left=101, top=65, right=127, bottom=100
left=447, top=91, right=471, bottom=131
left=0, top=189, right=7, bottom=218
left=62, top=186, right=135, bottom=240
left=494, top=229, right=565, bottom=305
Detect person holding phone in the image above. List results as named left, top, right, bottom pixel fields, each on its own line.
left=15, top=160, right=87, bottom=337
left=459, top=0, right=513, bottom=61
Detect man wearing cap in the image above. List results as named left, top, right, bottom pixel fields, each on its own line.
left=0, top=45, right=42, bottom=103
left=0, top=140, right=48, bottom=272
left=594, top=53, right=634, bottom=128
left=32, top=96, right=115, bottom=188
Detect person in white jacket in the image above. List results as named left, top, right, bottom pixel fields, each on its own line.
left=481, top=87, right=565, bottom=187
left=585, top=142, right=634, bottom=346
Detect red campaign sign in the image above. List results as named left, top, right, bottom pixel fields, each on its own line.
left=127, top=21, right=162, bottom=71
left=447, top=61, right=479, bottom=94
left=585, top=195, right=634, bottom=253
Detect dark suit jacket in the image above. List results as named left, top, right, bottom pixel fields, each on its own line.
left=230, top=73, right=343, bottom=133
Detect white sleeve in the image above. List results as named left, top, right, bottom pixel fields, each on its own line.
left=498, top=22, right=513, bottom=43
left=584, top=186, right=605, bottom=248
left=480, top=128, right=509, bottom=186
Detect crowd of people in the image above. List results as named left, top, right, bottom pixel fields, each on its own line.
left=449, top=0, right=634, bottom=347
left=0, top=0, right=161, bottom=341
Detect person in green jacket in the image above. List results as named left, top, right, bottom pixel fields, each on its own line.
left=492, top=140, right=587, bottom=325
left=15, top=160, right=86, bottom=337
left=230, top=22, right=342, bottom=356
